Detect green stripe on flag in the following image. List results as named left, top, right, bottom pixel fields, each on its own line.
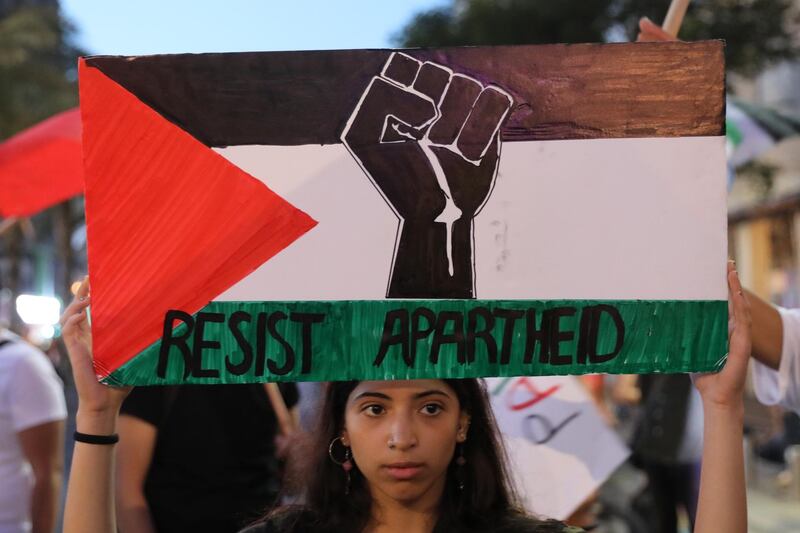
left=102, top=299, right=728, bottom=386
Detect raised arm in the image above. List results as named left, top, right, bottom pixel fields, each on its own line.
left=693, top=262, right=750, bottom=533
left=745, top=289, right=782, bottom=370
left=60, top=278, right=131, bottom=533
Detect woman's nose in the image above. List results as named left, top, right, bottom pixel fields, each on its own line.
left=387, top=413, right=418, bottom=450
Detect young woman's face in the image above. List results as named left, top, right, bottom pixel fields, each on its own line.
left=342, top=380, right=469, bottom=507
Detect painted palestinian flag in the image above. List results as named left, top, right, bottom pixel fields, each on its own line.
left=79, top=42, right=728, bottom=386
left=727, top=98, right=800, bottom=168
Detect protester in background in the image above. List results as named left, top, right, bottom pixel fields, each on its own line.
left=60, top=264, right=749, bottom=533
left=0, top=328, right=66, bottom=533
left=630, top=374, right=703, bottom=533
left=116, top=382, right=299, bottom=533
left=746, top=290, right=800, bottom=414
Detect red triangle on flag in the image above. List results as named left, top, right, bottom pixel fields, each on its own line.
left=79, top=59, right=317, bottom=378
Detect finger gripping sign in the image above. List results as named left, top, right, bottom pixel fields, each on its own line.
left=78, top=43, right=728, bottom=386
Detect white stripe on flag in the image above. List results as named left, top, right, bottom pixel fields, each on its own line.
left=215, top=136, right=727, bottom=302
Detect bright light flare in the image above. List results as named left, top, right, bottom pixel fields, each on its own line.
left=29, top=325, right=55, bottom=343
left=15, top=295, right=61, bottom=326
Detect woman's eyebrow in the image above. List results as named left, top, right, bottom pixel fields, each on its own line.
left=353, top=391, right=392, bottom=401
left=414, top=390, right=451, bottom=400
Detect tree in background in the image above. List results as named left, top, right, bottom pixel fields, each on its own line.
left=0, top=1, right=82, bottom=138
left=395, top=0, right=800, bottom=78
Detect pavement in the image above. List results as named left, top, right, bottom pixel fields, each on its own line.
left=594, top=456, right=800, bottom=532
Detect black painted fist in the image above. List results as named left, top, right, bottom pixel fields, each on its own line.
left=342, top=52, right=513, bottom=298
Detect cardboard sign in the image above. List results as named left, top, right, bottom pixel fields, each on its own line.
left=488, top=377, right=629, bottom=520
left=78, top=43, right=728, bottom=385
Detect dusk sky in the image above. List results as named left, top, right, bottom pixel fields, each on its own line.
left=60, top=0, right=447, bottom=55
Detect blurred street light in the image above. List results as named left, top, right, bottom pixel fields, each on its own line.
left=15, top=294, right=61, bottom=326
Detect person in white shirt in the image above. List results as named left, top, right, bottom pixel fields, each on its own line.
left=748, top=291, right=800, bottom=413
left=0, top=329, right=67, bottom=533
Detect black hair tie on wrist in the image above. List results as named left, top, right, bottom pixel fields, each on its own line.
left=74, top=431, right=119, bottom=445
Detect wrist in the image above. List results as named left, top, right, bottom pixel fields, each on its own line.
left=76, top=409, right=119, bottom=435
left=702, top=397, right=744, bottom=421
left=392, top=219, right=474, bottom=298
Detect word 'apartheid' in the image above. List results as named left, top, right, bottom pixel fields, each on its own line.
left=156, top=304, right=625, bottom=380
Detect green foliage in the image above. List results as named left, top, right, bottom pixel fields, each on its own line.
left=396, top=0, right=613, bottom=48
left=395, top=0, right=800, bottom=76
left=0, top=5, right=83, bottom=139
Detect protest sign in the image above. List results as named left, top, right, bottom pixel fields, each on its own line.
left=78, top=42, right=727, bottom=385
left=488, top=376, right=629, bottom=520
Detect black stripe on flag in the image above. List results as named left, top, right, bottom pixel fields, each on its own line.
left=84, top=41, right=724, bottom=148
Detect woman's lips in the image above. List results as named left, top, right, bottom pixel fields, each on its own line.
left=384, top=462, right=424, bottom=480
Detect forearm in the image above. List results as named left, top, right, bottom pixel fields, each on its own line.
left=30, top=471, right=61, bottom=533
left=115, top=413, right=159, bottom=533
left=63, top=410, right=120, bottom=533
left=117, top=504, right=157, bottom=533
left=695, top=401, right=747, bottom=533
left=746, top=289, right=782, bottom=370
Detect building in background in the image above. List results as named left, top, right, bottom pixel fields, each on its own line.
left=729, top=55, right=800, bottom=306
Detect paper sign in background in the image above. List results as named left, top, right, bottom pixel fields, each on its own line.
left=488, top=376, right=629, bottom=520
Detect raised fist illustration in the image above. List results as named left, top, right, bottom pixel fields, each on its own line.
left=342, top=52, right=513, bottom=299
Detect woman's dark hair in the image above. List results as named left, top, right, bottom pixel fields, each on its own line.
left=263, top=379, right=565, bottom=533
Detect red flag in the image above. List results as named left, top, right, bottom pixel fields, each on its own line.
left=0, top=108, right=83, bottom=217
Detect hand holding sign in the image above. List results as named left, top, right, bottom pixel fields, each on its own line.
left=60, top=278, right=131, bottom=432
left=342, top=52, right=513, bottom=299
left=692, top=262, right=751, bottom=408
left=636, top=17, right=679, bottom=42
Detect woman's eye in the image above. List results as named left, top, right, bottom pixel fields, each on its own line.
left=364, top=404, right=385, bottom=416
left=421, top=403, right=442, bottom=415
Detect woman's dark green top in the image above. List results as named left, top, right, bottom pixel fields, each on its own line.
left=239, top=510, right=584, bottom=533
